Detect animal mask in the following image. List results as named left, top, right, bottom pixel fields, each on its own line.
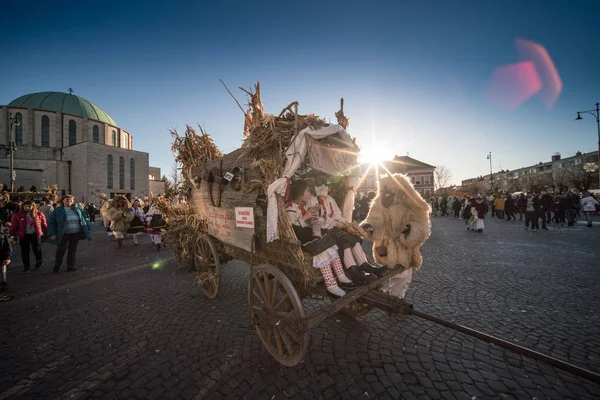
left=363, top=174, right=431, bottom=270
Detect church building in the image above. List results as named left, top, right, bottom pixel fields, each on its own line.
left=0, top=91, right=155, bottom=203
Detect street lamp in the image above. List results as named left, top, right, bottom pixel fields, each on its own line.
left=575, top=102, right=600, bottom=188
left=486, top=152, right=493, bottom=193
left=7, top=113, right=20, bottom=193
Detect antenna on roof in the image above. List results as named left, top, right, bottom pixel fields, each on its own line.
left=68, top=88, right=74, bottom=95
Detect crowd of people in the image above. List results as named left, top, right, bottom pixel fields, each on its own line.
left=428, top=190, right=599, bottom=232
left=0, top=192, right=166, bottom=301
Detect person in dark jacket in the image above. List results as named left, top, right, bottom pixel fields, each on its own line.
left=541, top=192, right=553, bottom=223
left=552, top=195, right=565, bottom=224
left=561, top=193, right=576, bottom=226
left=47, top=195, right=92, bottom=273
left=535, top=194, right=549, bottom=230
left=474, top=196, right=488, bottom=232
left=452, top=197, right=462, bottom=218
left=517, top=193, right=527, bottom=221
left=505, top=194, right=516, bottom=221
left=0, top=230, right=13, bottom=301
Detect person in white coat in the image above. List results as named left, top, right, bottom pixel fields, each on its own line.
left=581, top=192, right=599, bottom=228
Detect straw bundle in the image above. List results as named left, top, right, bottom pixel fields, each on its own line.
left=43, top=184, right=59, bottom=203
left=170, top=124, right=222, bottom=184
left=156, top=200, right=208, bottom=266
left=241, top=82, right=329, bottom=188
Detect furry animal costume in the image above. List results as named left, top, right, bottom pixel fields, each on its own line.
left=102, top=195, right=134, bottom=247
left=363, top=174, right=431, bottom=298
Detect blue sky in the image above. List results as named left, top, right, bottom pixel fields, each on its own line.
left=1, top=0, right=598, bottom=185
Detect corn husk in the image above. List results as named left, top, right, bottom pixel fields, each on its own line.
left=170, top=124, right=222, bottom=184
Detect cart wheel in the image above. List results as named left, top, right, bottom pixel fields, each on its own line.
left=249, top=264, right=308, bottom=367
left=195, top=234, right=220, bottom=299
left=339, top=299, right=374, bottom=317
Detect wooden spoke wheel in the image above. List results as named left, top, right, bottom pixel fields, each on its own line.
left=249, top=264, right=308, bottom=367
left=195, top=234, right=220, bottom=299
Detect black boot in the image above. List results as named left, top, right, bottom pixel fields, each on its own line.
left=345, top=265, right=376, bottom=285
left=358, top=262, right=388, bottom=277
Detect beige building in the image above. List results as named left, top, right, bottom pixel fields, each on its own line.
left=0, top=91, right=156, bottom=203
left=461, top=151, right=600, bottom=192
left=149, top=166, right=166, bottom=197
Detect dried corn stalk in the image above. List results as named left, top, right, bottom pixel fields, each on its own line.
left=241, top=83, right=329, bottom=189
left=170, top=124, right=222, bottom=184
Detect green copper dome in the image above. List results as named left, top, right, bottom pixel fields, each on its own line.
left=8, top=92, right=118, bottom=127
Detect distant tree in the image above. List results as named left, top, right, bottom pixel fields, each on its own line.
left=0, top=184, right=6, bottom=191
left=30, top=185, right=38, bottom=192
left=434, top=165, right=452, bottom=191
left=17, top=186, right=25, bottom=192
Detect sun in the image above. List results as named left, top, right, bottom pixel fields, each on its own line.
left=358, top=142, right=394, bottom=165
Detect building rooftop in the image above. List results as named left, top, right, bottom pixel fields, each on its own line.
left=8, top=91, right=118, bottom=127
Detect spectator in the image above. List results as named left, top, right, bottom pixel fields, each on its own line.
left=38, top=200, right=54, bottom=222
left=47, top=195, right=92, bottom=273
left=86, top=202, right=97, bottom=223
left=525, top=193, right=538, bottom=230
left=561, top=193, right=576, bottom=227
left=505, top=194, right=516, bottom=221
left=0, top=226, right=13, bottom=301
left=9, top=200, right=47, bottom=273
left=517, top=193, right=527, bottom=221
left=581, top=192, right=599, bottom=228
left=494, top=196, right=505, bottom=219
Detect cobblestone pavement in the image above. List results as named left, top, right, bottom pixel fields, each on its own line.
left=1, top=216, right=599, bottom=399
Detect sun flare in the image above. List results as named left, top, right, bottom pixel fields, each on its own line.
left=358, top=142, right=395, bottom=165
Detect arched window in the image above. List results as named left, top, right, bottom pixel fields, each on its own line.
left=119, top=156, right=125, bottom=189
left=41, top=115, right=50, bottom=147
left=15, top=112, right=23, bottom=145
left=112, top=130, right=117, bottom=146
left=107, top=155, right=113, bottom=189
left=68, top=119, right=76, bottom=146
left=130, top=158, right=135, bottom=189
left=93, top=125, right=99, bottom=143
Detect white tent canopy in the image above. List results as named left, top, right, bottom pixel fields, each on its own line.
left=266, top=124, right=359, bottom=243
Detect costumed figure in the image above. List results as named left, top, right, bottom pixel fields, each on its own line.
left=286, top=180, right=352, bottom=297
left=469, top=196, right=486, bottom=232
left=314, top=178, right=388, bottom=284
left=362, top=174, right=431, bottom=299
left=102, top=195, right=134, bottom=249
left=129, top=198, right=146, bottom=246
left=145, top=199, right=165, bottom=251
left=467, top=198, right=478, bottom=231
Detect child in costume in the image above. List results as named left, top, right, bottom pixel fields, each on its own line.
left=145, top=199, right=165, bottom=251
left=129, top=198, right=146, bottom=246
left=314, top=180, right=387, bottom=283
left=286, top=180, right=352, bottom=297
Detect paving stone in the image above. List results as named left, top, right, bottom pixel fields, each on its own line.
left=0, top=220, right=599, bottom=399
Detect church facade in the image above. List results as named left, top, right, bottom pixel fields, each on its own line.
left=0, top=91, right=151, bottom=203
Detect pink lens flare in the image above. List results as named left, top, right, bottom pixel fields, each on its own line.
left=485, top=61, right=542, bottom=110
left=515, top=38, right=563, bottom=109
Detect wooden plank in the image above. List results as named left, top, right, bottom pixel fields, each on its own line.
left=303, top=268, right=408, bottom=331
left=206, top=205, right=254, bottom=252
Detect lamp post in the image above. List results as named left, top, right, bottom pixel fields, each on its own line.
left=575, top=102, right=600, bottom=188
left=486, top=152, right=493, bottom=193
left=7, top=113, right=20, bottom=193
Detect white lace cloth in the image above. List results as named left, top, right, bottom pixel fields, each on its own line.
left=311, top=245, right=340, bottom=269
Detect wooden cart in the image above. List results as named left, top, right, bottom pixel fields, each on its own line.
left=184, top=147, right=409, bottom=367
